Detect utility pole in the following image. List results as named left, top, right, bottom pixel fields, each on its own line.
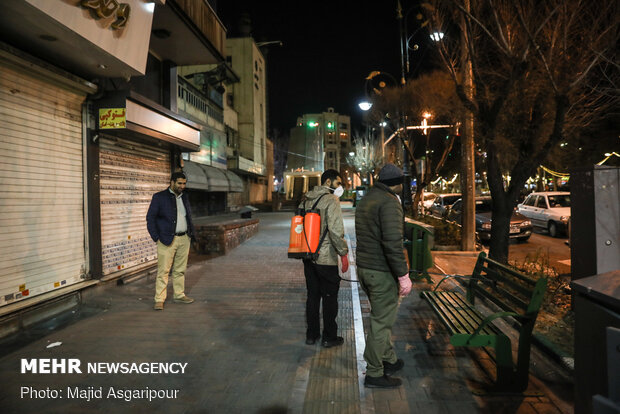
left=460, top=0, right=476, bottom=251
left=397, top=0, right=411, bottom=208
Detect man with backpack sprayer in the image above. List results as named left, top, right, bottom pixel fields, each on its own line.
left=298, top=169, right=349, bottom=347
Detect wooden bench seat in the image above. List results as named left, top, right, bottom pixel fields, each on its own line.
left=420, top=252, right=548, bottom=393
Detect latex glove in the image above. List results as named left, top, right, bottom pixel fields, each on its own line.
left=340, top=255, right=349, bottom=273
left=398, top=274, right=412, bottom=297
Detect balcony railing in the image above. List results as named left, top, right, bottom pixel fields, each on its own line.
left=178, top=76, right=223, bottom=124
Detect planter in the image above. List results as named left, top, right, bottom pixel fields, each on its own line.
left=432, top=245, right=461, bottom=251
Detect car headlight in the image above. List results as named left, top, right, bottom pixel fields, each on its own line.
left=481, top=223, right=491, bottom=230
left=520, top=220, right=531, bottom=227
left=561, top=216, right=569, bottom=222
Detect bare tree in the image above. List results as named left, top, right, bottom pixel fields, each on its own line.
left=346, top=130, right=382, bottom=185
left=425, top=0, right=620, bottom=263
left=371, top=71, right=465, bottom=216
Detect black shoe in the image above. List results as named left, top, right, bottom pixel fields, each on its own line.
left=383, top=359, right=404, bottom=376
left=321, top=336, right=344, bottom=348
left=305, top=336, right=320, bottom=345
left=364, top=374, right=402, bottom=388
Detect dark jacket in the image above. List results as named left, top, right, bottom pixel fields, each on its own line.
left=299, top=186, right=348, bottom=265
left=354, top=182, right=408, bottom=278
left=146, top=189, right=195, bottom=246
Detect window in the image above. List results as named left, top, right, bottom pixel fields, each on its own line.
left=524, top=195, right=537, bottom=206
left=536, top=196, right=547, bottom=209
left=547, top=194, right=571, bottom=207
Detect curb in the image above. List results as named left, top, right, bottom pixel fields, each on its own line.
left=432, top=250, right=483, bottom=257
left=533, top=333, right=575, bottom=373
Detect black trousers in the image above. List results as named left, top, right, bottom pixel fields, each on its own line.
left=303, top=260, right=341, bottom=340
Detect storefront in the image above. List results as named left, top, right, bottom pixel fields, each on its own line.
left=0, top=52, right=96, bottom=307
left=92, top=93, right=200, bottom=280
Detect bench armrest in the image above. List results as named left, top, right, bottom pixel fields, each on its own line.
left=466, top=311, right=524, bottom=345
left=433, top=274, right=474, bottom=292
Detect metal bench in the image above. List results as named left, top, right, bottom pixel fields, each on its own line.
left=420, top=252, right=548, bottom=393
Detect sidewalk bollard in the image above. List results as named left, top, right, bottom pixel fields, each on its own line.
left=404, top=220, right=434, bottom=283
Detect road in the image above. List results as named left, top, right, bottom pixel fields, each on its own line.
left=507, top=228, right=571, bottom=275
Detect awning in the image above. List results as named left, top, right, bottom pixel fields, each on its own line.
left=183, top=161, right=208, bottom=190
left=183, top=161, right=243, bottom=192
left=200, top=164, right=229, bottom=191
left=224, top=169, right=243, bottom=192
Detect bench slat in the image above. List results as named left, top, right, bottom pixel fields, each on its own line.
left=434, top=292, right=480, bottom=335
left=481, top=266, right=534, bottom=298
left=472, top=282, right=529, bottom=314
left=421, top=291, right=498, bottom=336
left=483, top=256, right=538, bottom=286
left=443, top=292, right=501, bottom=336
left=422, top=292, right=468, bottom=334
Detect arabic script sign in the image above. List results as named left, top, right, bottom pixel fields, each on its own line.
left=99, top=108, right=126, bottom=129
left=81, top=0, right=131, bottom=30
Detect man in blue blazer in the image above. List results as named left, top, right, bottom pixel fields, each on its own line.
left=146, top=171, right=196, bottom=310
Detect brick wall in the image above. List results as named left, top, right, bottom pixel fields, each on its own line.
left=193, top=219, right=259, bottom=255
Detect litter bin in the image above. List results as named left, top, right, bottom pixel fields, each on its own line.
left=571, top=270, right=620, bottom=414
left=404, top=219, right=434, bottom=283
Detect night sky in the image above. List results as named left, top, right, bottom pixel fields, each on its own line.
left=216, top=0, right=437, bottom=135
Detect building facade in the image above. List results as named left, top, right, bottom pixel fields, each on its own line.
left=224, top=37, right=271, bottom=205
left=285, top=108, right=351, bottom=199
left=0, top=0, right=228, bottom=310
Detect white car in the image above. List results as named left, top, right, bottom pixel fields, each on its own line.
left=517, top=192, right=570, bottom=237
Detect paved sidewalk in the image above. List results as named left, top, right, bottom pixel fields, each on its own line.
left=0, top=209, right=573, bottom=413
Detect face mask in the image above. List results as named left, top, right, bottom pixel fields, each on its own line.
left=333, top=185, right=344, bottom=198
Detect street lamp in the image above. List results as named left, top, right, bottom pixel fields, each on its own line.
left=430, top=32, right=444, bottom=41
left=358, top=101, right=372, bottom=111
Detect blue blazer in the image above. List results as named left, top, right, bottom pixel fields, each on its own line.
left=146, top=189, right=196, bottom=246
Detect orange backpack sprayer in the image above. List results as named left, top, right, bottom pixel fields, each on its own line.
left=288, top=194, right=328, bottom=260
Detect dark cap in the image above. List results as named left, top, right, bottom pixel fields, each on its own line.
left=377, top=163, right=404, bottom=187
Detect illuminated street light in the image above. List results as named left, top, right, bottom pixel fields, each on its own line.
left=430, top=32, right=444, bottom=41
left=358, top=101, right=372, bottom=111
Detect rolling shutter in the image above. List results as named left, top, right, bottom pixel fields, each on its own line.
left=0, top=65, right=86, bottom=307
left=99, top=135, right=170, bottom=276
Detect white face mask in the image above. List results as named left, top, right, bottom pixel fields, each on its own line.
left=333, top=185, right=344, bottom=198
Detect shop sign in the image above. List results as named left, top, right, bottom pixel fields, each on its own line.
left=81, top=0, right=131, bottom=30
left=99, top=108, right=126, bottom=129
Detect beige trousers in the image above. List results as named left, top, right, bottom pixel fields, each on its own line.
left=154, top=234, right=190, bottom=303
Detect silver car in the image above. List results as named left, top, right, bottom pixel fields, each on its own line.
left=517, top=191, right=570, bottom=237
left=429, top=193, right=461, bottom=218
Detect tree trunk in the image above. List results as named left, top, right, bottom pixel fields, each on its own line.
left=488, top=200, right=512, bottom=264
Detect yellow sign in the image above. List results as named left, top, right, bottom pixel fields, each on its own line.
left=99, top=108, right=126, bottom=129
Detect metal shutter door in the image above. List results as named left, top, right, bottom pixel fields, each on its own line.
left=0, top=65, right=86, bottom=306
left=99, top=135, right=170, bottom=276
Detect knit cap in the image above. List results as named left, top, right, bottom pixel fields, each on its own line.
left=377, top=163, right=403, bottom=187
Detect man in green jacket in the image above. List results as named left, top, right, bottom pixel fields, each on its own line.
left=355, top=163, right=412, bottom=388
left=299, top=169, right=349, bottom=347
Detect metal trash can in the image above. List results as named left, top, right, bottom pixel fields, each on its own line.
left=571, top=270, right=620, bottom=414
left=404, top=219, right=434, bottom=283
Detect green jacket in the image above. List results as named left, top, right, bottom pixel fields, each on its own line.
left=355, top=182, right=409, bottom=278
left=299, top=186, right=348, bottom=266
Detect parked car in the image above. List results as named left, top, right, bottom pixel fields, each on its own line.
left=447, top=196, right=533, bottom=242
left=353, top=185, right=367, bottom=207
left=517, top=191, right=570, bottom=237
left=429, top=193, right=461, bottom=218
